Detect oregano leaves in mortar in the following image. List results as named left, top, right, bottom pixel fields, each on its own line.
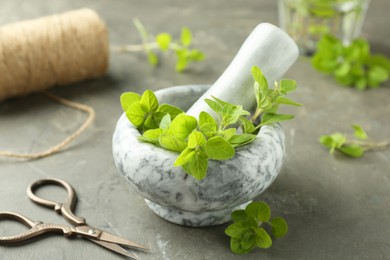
left=120, top=66, right=300, bottom=180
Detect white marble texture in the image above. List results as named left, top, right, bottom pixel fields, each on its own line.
left=112, top=85, right=285, bottom=227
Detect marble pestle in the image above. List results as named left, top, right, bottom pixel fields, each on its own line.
left=186, top=23, right=299, bottom=119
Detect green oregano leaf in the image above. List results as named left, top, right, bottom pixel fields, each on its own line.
left=120, top=92, right=141, bottom=111
left=368, top=66, right=389, bottom=86
left=141, top=128, right=163, bottom=144
left=199, top=123, right=217, bottom=138
left=239, top=116, right=256, bottom=134
left=180, top=27, right=192, bottom=47
left=245, top=201, right=271, bottom=222
left=229, top=134, right=256, bottom=148
left=199, top=111, right=217, bottom=129
left=126, top=101, right=148, bottom=128
left=231, top=210, right=249, bottom=222
left=275, top=96, right=302, bottom=107
left=159, top=134, right=187, bottom=152
left=204, top=98, right=222, bottom=113
left=140, top=90, right=159, bottom=112
left=175, top=50, right=188, bottom=72
left=260, top=113, right=294, bottom=126
left=230, top=238, right=251, bottom=254
left=220, top=128, right=236, bottom=141
left=270, top=217, right=288, bottom=238
left=352, top=124, right=368, bottom=140
left=225, top=221, right=247, bottom=239
left=156, top=104, right=183, bottom=119
left=241, top=231, right=256, bottom=250
left=156, top=33, right=172, bottom=51
left=182, top=150, right=208, bottom=180
left=254, top=82, right=271, bottom=110
left=204, top=136, right=235, bottom=160
left=188, top=131, right=206, bottom=149
left=189, top=49, right=205, bottom=61
left=207, top=96, right=250, bottom=127
left=159, top=114, right=171, bottom=129
left=220, top=105, right=250, bottom=126
left=143, top=114, right=158, bottom=131
left=254, top=227, right=272, bottom=249
left=339, top=145, right=365, bottom=158
left=279, top=79, right=297, bottom=94
left=319, top=133, right=346, bottom=154
left=167, top=113, right=197, bottom=140
left=174, top=147, right=196, bottom=166
left=147, top=51, right=158, bottom=66
left=252, top=66, right=268, bottom=91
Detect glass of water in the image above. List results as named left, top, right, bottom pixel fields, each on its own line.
left=278, top=0, right=370, bottom=55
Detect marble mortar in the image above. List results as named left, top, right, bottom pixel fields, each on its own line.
left=112, top=85, right=285, bottom=227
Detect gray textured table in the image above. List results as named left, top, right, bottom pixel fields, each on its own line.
left=1, top=0, right=389, bottom=259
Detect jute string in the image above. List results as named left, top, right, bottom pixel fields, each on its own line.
left=0, top=9, right=108, bottom=159
left=0, top=93, right=95, bottom=159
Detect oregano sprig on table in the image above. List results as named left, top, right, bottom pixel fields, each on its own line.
left=319, top=124, right=389, bottom=157
left=117, top=18, right=205, bottom=72
left=120, top=66, right=300, bottom=180
left=312, top=35, right=390, bottom=90
left=225, top=201, right=288, bottom=254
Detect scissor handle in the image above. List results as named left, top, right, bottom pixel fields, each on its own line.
left=0, top=211, right=44, bottom=244
left=0, top=211, right=82, bottom=244
left=27, top=178, right=86, bottom=226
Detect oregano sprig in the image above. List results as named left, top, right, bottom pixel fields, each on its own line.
left=120, top=90, right=184, bottom=133
left=250, top=66, right=301, bottom=127
left=319, top=124, right=389, bottom=157
left=312, top=35, right=390, bottom=90
left=225, top=201, right=288, bottom=254
left=117, top=18, right=205, bottom=72
left=120, top=66, right=300, bottom=180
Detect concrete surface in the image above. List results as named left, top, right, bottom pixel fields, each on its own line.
left=1, top=0, right=389, bottom=259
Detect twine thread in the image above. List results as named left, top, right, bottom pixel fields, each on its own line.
left=0, top=9, right=108, bottom=159
left=0, top=93, right=95, bottom=159
left=0, top=8, right=109, bottom=101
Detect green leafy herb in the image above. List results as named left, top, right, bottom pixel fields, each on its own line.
left=118, top=18, right=205, bottom=72
left=225, top=201, right=288, bottom=254
left=120, top=66, right=300, bottom=180
left=250, top=66, right=301, bottom=128
left=120, top=89, right=184, bottom=132
left=312, top=35, right=390, bottom=90
left=319, top=124, right=389, bottom=157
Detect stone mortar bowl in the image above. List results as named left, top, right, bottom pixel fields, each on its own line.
left=112, top=85, right=285, bottom=227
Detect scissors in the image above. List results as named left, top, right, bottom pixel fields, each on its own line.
left=0, top=178, right=148, bottom=259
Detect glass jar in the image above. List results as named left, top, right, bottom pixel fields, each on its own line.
left=278, top=0, right=370, bottom=55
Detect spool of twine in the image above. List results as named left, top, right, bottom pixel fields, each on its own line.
left=0, top=9, right=108, bottom=159
left=0, top=8, right=109, bottom=100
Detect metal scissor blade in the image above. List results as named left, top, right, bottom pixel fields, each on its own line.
left=87, top=238, right=137, bottom=259
left=98, top=231, right=149, bottom=251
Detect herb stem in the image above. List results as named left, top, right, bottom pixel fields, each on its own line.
left=114, top=42, right=183, bottom=53
left=115, top=43, right=159, bottom=53
left=345, top=140, right=389, bottom=150
left=133, top=18, right=149, bottom=45
left=250, top=108, right=263, bottom=123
